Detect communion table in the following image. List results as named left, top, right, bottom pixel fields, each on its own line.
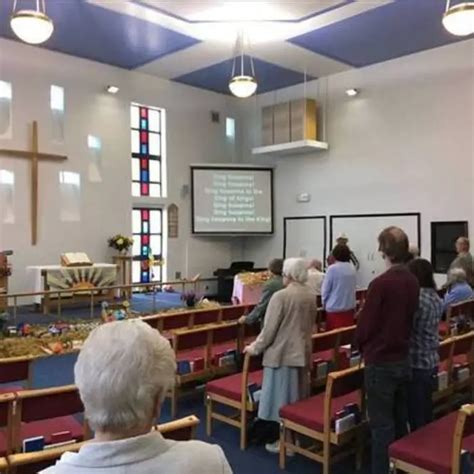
left=26, top=263, right=118, bottom=314
left=231, top=274, right=264, bottom=305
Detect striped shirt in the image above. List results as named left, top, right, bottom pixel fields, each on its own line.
left=409, top=288, right=443, bottom=370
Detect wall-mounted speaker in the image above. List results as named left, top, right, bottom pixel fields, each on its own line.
left=210, top=111, right=220, bottom=123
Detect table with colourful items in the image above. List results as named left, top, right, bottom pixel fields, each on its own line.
left=231, top=271, right=269, bottom=305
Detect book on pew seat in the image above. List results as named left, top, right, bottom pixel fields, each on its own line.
left=247, top=383, right=261, bottom=403
left=61, top=252, right=93, bottom=267
left=460, top=450, right=473, bottom=474
left=23, top=436, right=45, bottom=453
left=313, top=358, right=329, bottom=379
left=190, top=357, right=205, bottom=372
left=51, top=431, right=73, bottom=444
left=454, top=364, right=470, bottom=382
left=177, top=360, right=191, bottom=375
left=437, top=371, right=448, bottom=391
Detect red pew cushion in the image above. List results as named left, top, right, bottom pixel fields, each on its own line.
left=207, top=370, right=263, bottom=402
left=389, top=412, right=474, bottom=474
left=312, top=350, right=335, bottom=365
left=280, top=391, right=359, bottom=433
left=21, top=415, right=83, bottom=445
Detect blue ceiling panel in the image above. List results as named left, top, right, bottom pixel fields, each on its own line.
left=174, top=56, right=312, bottom=95
left=288, top=0, right=471, bottom=67
left=0, top=0, right=199, bottom=69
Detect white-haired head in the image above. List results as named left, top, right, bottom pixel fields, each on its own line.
left=447, top=267, right=467, bottom=285
left=75, top=320, right=176, bottom=434
left=283, top=258, right=308, bottom=284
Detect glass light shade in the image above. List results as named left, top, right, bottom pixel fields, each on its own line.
left=10, top=10, right=54, bottom=45
left=229, top=75, right=258, bottom=98
left=442, top=3, right=474, bottom=36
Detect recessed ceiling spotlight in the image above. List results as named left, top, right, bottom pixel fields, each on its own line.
left=106, top=85, right=119, bottom=94
left=345, top=88, right=359, bottom=97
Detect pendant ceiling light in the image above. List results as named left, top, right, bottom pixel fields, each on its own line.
left=10, top=0, right=54, bottom=45
left=229, top=32, right=258, bottom=98
left=442, top=1, right=474, bottom=36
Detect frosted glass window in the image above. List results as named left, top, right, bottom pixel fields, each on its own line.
left=132, top=182, right=140, bottom=197
left=132, top=261, right=141, bottom=284
left=149, top=160, right=160, bottom=182
left=132, top=158, right=140, bottom=181
left=131, top=130, right=140, bottom=154
left=130, top=105, right=140, bottom=129
left=132, top=209, right=141, bottom=233
left=87, top=135, right=102, bottom=183
left=149, top=184, right=161, bottom=198
left=0, top=169, right=14, bottom=224
left=51, top=85, right=65, bottom=143
left=150, top=210, right=162, bottom=233
left=148, top=109, right=160, bottom=132
left=149, top=133, right=160, bottom=156
left=226, top=117, right=235, bottom=138
left=50, top=85, right=64, bottom=111
left=150, top=235, right=161, bottom=255
left=0, top=80, right=12, bottom=138
left=59, top=171, right=81, bottom=222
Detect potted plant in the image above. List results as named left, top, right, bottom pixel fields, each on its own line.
left=108, top=235, right=134, bottom=255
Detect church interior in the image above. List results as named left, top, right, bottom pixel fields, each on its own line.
left=0, top=0, right=473, bottom=473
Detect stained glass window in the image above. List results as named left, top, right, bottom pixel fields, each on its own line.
left=132, top=208, right=163, bottom=283
left=131, top=104, right=162, bottom=198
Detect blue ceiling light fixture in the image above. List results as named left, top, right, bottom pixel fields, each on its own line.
left=442, top=0, right=474, bottom=36
left=229, top=31, right=258, bottom=98
left=10, top=0, right=54, bottom=45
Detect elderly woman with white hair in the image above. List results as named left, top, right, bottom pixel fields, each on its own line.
left=443, top=267, right=474, bottom=312
left=42, top=320, right=232, bottom=474
left=244, top=258, right=317, bottom=454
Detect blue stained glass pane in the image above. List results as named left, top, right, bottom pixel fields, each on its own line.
left=141, top=144, right=148, bottom=154
left=141, top=246, right=148, bottom=256
left=142, top=272, right=149, bottom=283
left=141, top=119, right=147, bottom=129
left=141, top=170, right=149, bottom=182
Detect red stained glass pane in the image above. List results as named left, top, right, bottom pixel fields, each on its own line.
left=142, top=235, right=149, bottom=244
left=141, top=131, right=148, bottom=143
left=141, top=183, right=149, bottom=195
left=142, top=209, right=149, bottom=220
left=141, top=159, right=147, bottom=169
left=140, top=107, right=147, bottom=118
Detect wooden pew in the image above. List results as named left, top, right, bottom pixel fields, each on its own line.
left=5, top=415, right=200, bottom=473
left=0, top=357, right=34, bottom=394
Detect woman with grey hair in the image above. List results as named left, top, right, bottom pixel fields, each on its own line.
left=244, top=258, right=317, bottom=454
left=443, top=267, right=474, bottom=312
left=42, top=320, right=232, bottom=474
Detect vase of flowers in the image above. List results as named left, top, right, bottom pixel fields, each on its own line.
left=181, top=291, right=197, bottom=308
left=108, top=235, right=134, bottom=255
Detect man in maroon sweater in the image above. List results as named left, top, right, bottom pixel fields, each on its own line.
left=355, top=226, right=419, bottom=474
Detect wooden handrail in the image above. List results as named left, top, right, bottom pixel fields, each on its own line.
left=15, top=384, right=77, bottom=400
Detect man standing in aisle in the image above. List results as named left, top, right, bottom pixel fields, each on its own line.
left=355, top=227, right=419, bottom=474
left=449, top=237, right=473, bottom=287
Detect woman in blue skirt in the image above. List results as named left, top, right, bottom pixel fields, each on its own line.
left=244, top=257, right=317, bottom=453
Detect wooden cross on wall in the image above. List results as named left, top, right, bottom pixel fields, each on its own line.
left=0, top=121, right=67, bottom=245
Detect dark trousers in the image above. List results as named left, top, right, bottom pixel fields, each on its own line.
left=364, top=360, right=411, bottom=474
left=407, top=367, right=436, bottom=432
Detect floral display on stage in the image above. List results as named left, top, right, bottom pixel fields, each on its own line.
left=236, top=270, right=271, bottom=286
left=107, top=234, right=134, bottom=253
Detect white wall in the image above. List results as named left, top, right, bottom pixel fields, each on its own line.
left=236, top=39, right=474, bottom=286
left=0, top=39, right=239, bottom=294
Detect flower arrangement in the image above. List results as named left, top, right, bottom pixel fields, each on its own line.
left=181, top=291, right=198, bottom=308
left=108, top=234, right=134, bottom=253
